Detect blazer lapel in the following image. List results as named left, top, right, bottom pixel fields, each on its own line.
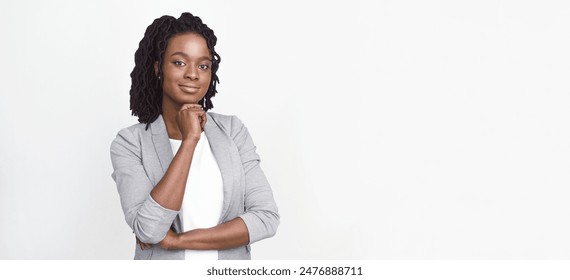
left=150, top=114, right=174, bottom=174
left=149, top=114, right=182, bottom=232
left=204, top=113, right=235, bottom=224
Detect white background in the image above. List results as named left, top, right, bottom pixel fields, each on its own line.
left=0, top=0, right=569, bottom=259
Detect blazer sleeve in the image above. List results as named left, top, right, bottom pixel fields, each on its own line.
left=110, top=128, right=179, bottom=244
left=231, top=116, right=280, bottom=244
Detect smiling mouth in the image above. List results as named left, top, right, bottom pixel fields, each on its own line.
left=180, top=85, right=200, bottom=89
left=179, top=85, right=200, bottom=93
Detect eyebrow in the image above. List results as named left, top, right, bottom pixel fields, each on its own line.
left=170, top=51, right=211, bottom=61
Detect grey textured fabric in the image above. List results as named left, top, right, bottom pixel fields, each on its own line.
left=110, top=112, right=279, bottom=260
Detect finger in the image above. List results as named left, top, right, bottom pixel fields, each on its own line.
left=181, top=107, right=204, bottom=113
left=181, top=104, right=203, bottom=110
left=136, top=237, right=149, bottom=250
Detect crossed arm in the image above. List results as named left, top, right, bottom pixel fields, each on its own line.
left=111, top=115, right=278, bottom=252
left=135, top=136, right=249, bottom=251
left=137, top=217, right=249, bottom=250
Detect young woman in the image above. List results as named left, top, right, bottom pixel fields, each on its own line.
left=110, top=12, right=279, bottom=260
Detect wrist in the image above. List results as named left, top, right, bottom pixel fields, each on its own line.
left=159, top=231, right=181, bottom=250
left=181, top=138, right=199, bottom=147
left=171, top=232, right=181, bottom=250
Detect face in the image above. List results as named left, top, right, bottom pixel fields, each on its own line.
left=157, top=33, right=212, bottom=106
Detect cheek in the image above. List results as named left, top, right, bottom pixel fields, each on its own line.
left=203, top=72, right=212, bottom=83
left=163, top=66, right=183, bottom=79
left=162, top=72, right=179, bottom=91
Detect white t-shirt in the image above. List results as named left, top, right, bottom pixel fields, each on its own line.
left=169, top=131, right=223, bottom=260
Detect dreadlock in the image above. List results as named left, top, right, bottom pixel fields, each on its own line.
left=129, top=12, right=221, bottom=130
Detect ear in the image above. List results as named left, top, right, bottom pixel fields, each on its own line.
left=153, top=61, right=159, bottom=77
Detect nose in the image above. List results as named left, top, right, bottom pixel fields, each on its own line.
left=185, top=66, right=198, bottom=80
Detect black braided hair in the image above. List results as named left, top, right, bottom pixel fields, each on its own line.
left=129, top=12, right=221, bottom=130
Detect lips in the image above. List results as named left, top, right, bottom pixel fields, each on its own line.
left=179, top=84, right=200, bottom=93
left=179, top=84, right=200, bottom=89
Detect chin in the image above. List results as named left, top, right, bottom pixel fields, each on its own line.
left=179, top=97, right=203, bottom=105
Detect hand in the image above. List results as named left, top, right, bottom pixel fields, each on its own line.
left=177, top=103, right=206, bottom=142
left=159, top=230, right=179, bottom=250
left=136, top=237, right=152, bottom=250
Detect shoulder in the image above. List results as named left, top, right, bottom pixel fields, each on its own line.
left=110, top=121, right=150, bottom=151
left=207, top=111, right=239, bottom=124
left=207, top=112, right=246, bottom=134
left=207, top=112, right=255, bottom=150
left=116, top=122, right=148, bottom=139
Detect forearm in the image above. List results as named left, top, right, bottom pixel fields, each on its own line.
left=150, top=139, right=198, bottom=211
left=170, top=218, right=250, bottom=250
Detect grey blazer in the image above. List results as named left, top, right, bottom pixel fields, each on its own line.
left=110, top=112, right=279, bottom=260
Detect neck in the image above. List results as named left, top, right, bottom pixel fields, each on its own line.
left=161, top=98, right=183, bottom=140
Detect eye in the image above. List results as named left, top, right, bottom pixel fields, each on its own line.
left=173, top=60, right=186, bottom=67
left=198, top=64, right=210, bottom=70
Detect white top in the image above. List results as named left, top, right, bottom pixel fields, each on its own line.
left=169, top=131, right=224, bottom=260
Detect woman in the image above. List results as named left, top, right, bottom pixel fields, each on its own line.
left=110, top=12, right=279, bottom=260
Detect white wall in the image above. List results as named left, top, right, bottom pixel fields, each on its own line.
left=0, top=0, right=569, bottom=259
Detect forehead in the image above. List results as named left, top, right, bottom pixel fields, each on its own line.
left=165, top=33, right=210, bottom=57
